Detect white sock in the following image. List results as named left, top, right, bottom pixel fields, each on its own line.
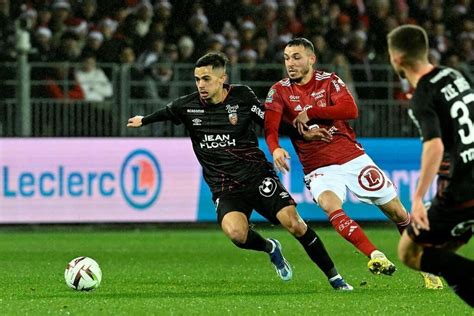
left=370, top=250, right=385, bottom=259
left=329, top=274, right=342, bottom=282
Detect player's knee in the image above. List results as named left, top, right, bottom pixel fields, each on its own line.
left=317, top=191, right=341, bottom=214
left=285, top=220, right=307, bottom=237
left=226, top=228, right=248, bottom=246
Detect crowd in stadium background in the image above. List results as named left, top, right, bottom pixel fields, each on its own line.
left=0, top=0, right=472, bottom=92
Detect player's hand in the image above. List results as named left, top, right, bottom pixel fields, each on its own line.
left=293, top=111, right=310, bottom=135
left=410, top=197, right=430, bottom=235
left=302, top=127, right=333, bottom=142
left=272, top=148, right=290, bottom=174
left=127, top=115, right=144, bottom=128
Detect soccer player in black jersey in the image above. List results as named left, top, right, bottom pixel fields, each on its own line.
left=127, top=52, right=353, bottom=290
left=388, top=25, right=474, bottom=306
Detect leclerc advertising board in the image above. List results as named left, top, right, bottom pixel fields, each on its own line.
left=1, top=138, right=432, bottom=223
left=0, top=139, right=202, bottom=223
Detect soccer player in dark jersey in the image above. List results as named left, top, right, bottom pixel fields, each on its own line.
left=264, top=37, right=443, bottom=288
left=127, top=52, right=353, bottom=290
left=388, top=25, right=474, bottom=306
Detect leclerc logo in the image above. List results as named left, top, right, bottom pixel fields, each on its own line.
left=120, top=149, right=161, bottom=210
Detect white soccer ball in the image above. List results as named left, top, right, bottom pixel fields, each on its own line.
left=64, top=256, right=102, bottom=291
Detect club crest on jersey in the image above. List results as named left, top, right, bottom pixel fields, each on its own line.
left=317, top=100, right=327, bottom=107
left=226, top=104, right=239, bottom=125
left=266, top=89, right=275, bottom=103
left=228, top=113, right=238, bottom=125
left=358, top=165, right=385, bottom=191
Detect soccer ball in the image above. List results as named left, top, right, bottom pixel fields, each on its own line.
left=64, top=256, right=102, bottom=291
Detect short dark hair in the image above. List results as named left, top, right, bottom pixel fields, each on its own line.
left=195, top=52, right=228, bottom=69
left=285, top=37, right=315, bottom=53
left=387, top=25, right=429, bottom=66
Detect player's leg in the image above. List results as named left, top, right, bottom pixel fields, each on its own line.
left=378, top=198, right=443, bottom=288
left=377, top=197, right=411, bottom=233
left=217, top=195, right=291, bottom=281
left=275, top=205, right=353, bottom=290
left=220, top=211, right=272, bottom=252
left=331, top=155, right=401, bottom=275
left=399, top=231, right=474, bottom=306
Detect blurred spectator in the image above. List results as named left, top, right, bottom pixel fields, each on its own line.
left=206, top=34, right=226, bottom=53
left=53, top=31, right=81, bottom=62
left=346, top=33, right=374, bottom=99
left=98, top=18, right=118, bottom=41
left=310, top=33, right=333, bottom=65
left=445, top=52, right=473, bottom=83
left=278, top=0, right=304, bottom=36
left=118, top=45, right=142, bottom=99
left=224, top=44, right=239, bottom=65
left=83, top=31, right=104, bottom=54
left=326, top=14, right=352, bottom=53
left=302, top=3, right=325, bottom=38
left=75, top=52, right=112, bottom=102
left=177, top=36, right=195, bottom=63
left=331, top=52, right=357, bottom=101
left=122, top=1, right=153, bottom=49
left=187, top=10, right=211, bottom=58
left=44, top=63, right=84, bottom=99
left=30, top=27, right=53, bottom=62
left=49, top=0, right=72, bottom=50
left=257, top=0, right=278, bottom=45
left=255, top=35, right=274, bottom=63
left=431, top=23, right=450, bottom=55
left=75, top=0, right=98, bottom=24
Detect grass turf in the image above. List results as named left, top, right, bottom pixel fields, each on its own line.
left=0, top=225, right=472, bottom=315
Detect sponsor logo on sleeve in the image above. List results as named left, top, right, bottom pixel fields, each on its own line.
left=265, top=88, right=275, bottom=103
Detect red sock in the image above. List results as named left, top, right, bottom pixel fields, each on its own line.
left=329, top=209, right=377, bottom=257
left=395, top=213, right=411, bottom=234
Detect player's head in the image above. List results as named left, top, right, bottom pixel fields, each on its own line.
left=284, top=38, right=316, bottom=83
left=194, top=52, right=228, bottom=102
left=387, top=25, right=429, bottom=78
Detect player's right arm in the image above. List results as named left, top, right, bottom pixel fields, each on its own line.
left=264, top=86, right=291, bottom=173
left=127, top=100, right=181, bottom=128
left=410, top=84, right=444, bottom=232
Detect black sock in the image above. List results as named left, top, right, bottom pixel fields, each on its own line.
left=421, top=247, right=474, bottom=307
left=296, top=227, right=337, bottom=278
left=232, top=229, right=272, bottom=252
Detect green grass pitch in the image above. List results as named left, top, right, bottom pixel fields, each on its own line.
left=0, top=225, right=472, bottom=315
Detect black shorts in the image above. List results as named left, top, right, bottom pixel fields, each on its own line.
left=407, top=198, right=474, bottom=247
left=215, top=176, right=296, bottom=225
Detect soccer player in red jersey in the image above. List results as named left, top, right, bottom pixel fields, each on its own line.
left=264, top=37, right=443, bottom=288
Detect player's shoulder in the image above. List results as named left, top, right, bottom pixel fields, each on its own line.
left=230, top=84, right=255, bottom=94
left=314, top=69, right=335, bottom=82
left=272, top=78, right=291, bottom=90
left=169, top=91, right=200, bottom=108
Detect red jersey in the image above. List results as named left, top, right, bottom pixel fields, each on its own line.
left=265, top=70, right=364, bottom=174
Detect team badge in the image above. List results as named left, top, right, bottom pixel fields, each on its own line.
left=228, top=113, right=238, bottom=125
left=358, top=165, right=385, bottom=191
left=226, top=104, right=239, bottom=126
left=259, top=177, right=277, bottom=197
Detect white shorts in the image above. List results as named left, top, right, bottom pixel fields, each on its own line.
left=304, top=154, right=397, bottom=206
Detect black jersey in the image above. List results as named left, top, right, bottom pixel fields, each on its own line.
left=410, top=66, right=474, bottom=204
left=142, top=84, right=275, bottom=199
